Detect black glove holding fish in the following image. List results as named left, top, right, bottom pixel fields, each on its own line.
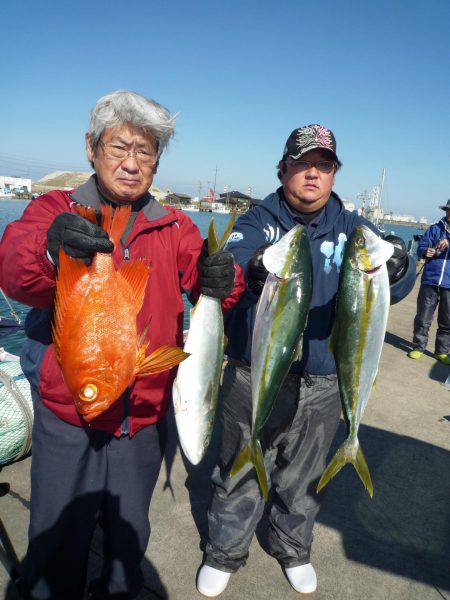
left=246, top=243, right=271, bottom=296
left=197, top=239, right=235, bottom=299
left=47, top=212, right=114, bottom=267
left=384, top=234, right=408, bottom=284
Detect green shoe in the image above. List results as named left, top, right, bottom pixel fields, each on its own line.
left=408, top=350, right=423, bottom=359
left=434, top=353, right=450, bottom=365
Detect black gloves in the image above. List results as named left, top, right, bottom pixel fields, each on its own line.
left=46, top=212, right=113, bottom=267
left=197, top=240, right=235, bottom=299
left=247, top=243, right=271, bottom=296
left=384, top=234, right=408, bottom=284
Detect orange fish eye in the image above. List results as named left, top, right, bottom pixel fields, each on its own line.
left=79, top=383, right=98, bottom=402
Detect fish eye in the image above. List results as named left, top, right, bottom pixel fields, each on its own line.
left=79, top=383, right=98, bottom=402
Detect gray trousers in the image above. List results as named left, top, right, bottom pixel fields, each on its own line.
left=413, top=284, right=450, bottom=354
left=205, top=363, right=341, bottom=572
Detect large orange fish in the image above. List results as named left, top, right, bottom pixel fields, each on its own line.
left=52, top=203, right=188, bottom=422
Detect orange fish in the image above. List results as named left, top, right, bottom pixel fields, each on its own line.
left=52, top=203, right=188, bottom=422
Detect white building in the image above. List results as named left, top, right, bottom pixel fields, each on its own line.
left=418, top=217, right=428, bottom=225
left=0, top=176, right=32, bottom=197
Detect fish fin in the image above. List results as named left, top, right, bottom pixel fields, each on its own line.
left=354, top=444, right=374, bottom=498
left=223, top=334, right=228, bottom=352
left=135, top=324, right=152, bottom=366
left=118, top=260, right=151, bottom=314
left=329, top=323, right=338, bottom=354
left=316, top=439, right=373, bottom=499
left=100, top=204, right=132, bottom=247
left=207, top=218, right=220, bottom=255
left=293, top=335, right=303, bottom=361
left=52, top=248, right=89, bottom=359
left=74, top=204, right=98, bottom=224
left=217, top=213, right=237, bottom=251
left=135, top=345, right=189, bottom=376
left=229, top=439, right=269, bottom=501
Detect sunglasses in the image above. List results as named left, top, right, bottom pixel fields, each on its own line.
left=287, top=159, right=336, bottom=173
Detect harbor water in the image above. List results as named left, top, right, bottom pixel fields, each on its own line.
left=0, top=199, right=425, bottom=356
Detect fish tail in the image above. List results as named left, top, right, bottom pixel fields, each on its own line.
left=229, top=438, right=269, bottom=501
left=100, top=204, right=132, bottom=247
left=207, top=218, right=220, bottom=255
left=207, top=213, right=237, bottom=255
left=316, top=438, right=374, bottom=498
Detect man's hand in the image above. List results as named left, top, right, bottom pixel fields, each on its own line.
left=46, top=212, right=114, bottom=267
left=197, top=240, right=235, bottom=299
left=247, top=244, right=271, bottom=296
left=424, top=247, right=436, bottom=258
left=436, top=238, right=449, bottom=254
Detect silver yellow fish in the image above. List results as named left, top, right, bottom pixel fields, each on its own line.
left=317, top=225, right=393, bottom=498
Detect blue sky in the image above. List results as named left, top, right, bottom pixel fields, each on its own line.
left=0, top=0, right=448, bottom=221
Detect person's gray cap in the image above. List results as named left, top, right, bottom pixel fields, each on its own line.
left=439, top=198, right=450, bottom=210
left=282, top=124, right=341, bottom=165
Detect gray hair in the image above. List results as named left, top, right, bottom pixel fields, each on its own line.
left=88, top=90, right=175, bottom=157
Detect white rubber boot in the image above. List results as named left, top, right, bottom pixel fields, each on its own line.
left=197, top=564, right=232, bottom=597
left=285, top=563, right=317, bottom=594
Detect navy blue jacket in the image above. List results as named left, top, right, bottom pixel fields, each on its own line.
left=225, top=189, right=379, bottom=375
left=417, top=218, right=450, bottom=289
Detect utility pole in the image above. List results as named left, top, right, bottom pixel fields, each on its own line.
left=213, top=165, right=219, bottom=196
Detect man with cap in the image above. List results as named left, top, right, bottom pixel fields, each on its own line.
left=408, top=199, right=450, bottom=364
left=196, top=124, right=416, bottom=597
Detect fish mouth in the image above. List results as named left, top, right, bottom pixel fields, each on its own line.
left=357, top=264, right=382, bottom=275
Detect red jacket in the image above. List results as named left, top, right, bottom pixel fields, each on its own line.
left=0, top=179, right=244, bottom=436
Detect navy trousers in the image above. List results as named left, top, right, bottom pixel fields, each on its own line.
left=21, top=392, right=164, bottom=600
left=412, top=284, right=450, bottom=354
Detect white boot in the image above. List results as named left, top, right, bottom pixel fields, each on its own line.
left=197, top=564, right=232, bottom=597
left=285, top=563, right=317, bottom=594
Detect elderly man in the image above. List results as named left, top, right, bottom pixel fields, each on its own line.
left=0, top=90, right=243, bottom=600
left=197, top=124, right=415, bottom=597
left=408, top=199, right=450, bottom=364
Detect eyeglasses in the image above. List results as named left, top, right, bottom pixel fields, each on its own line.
left=287, top=158, right=336, bottom=173
left=98, top=141, right=158, bottom=166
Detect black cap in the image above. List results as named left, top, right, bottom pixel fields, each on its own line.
left=439, top=199, right=450, bottom=211
left=282, top=124, right=341, bottom=165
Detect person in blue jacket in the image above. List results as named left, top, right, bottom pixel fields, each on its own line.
left=196, top=124, right=416, bottom=598
left=408, top=199, right=450, bottom=364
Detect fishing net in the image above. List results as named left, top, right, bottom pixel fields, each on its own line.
left=0, top=357, right=33, bottom=466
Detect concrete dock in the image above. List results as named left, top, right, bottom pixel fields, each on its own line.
left=1, top=280, right=449, bottom=600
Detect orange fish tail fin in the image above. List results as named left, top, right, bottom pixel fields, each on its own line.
left=100, top=204, right=132, bottom=247
left=135, top=345, right=189, bottom=377
left=74, top=204, right=98, bottom=224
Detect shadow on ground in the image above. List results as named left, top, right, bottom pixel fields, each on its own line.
left=429, top=360, right=449, bottom=384
left=384, top=330, right=436, bottom=358
left=167, top=405, right=450, bottom=592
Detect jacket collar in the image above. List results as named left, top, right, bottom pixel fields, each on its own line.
left=70, top=174, right=171, bottom=223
